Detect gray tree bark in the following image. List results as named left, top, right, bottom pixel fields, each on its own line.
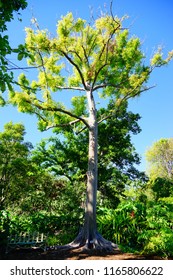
left=51, top=89, right=118, bottom=251
left=84, top=89, right=98, bottom=247
left=69, top=89, right=117, bottom=250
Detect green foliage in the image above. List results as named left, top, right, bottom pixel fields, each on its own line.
left=4, top=195, right=173, bottom=255
left=8, top=210, right=82, bottom=245
left=0, top=210, right=10, bottom=255
left=145, top=138, right=173, bottom=180
left=0, top=0, right=27, bottom=31
left=97, top=199, right=173, bottom=257
left=140, top=229, right=173, bottom=258
left=150, top=48, right=173, bottom=67
left=9, top=11, right=172, bottom=131
left=148, top=177, right=173, bottom=200
left=0, top=0, right=27, bottom=96
left=97, top=201, right=147, bottom=247
left=138, top=200, right=173, bottom=257
left=0, top=122, right=34, bottom=209
left=145, top=138, right=173, bottom=204
left=32, top=103, right=146, bottom=208
left=97, top=103, right=146, bottom=207
left=71, top=96, right=87, bottom=116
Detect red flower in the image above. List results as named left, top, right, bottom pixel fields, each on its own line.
left=130, top=211, right=135, bottom=218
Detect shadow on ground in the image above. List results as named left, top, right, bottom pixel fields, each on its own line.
left=1, top=247, right=171, bottom=260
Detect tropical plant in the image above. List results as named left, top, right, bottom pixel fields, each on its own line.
left=97, top=201, right=147, bottom=248
left=138, top=200, right=173, bottom=257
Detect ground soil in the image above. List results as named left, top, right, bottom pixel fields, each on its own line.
left=1, top=247, right=171, bottom=260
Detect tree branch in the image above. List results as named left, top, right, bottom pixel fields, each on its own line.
left=81, top=44, right=90, bottom=67
left=24, top=99, right=89, bottom=128
left=69, top=50, right=83, bottom=63
left=98, top=84, right=156, bottom=124
left=75, top=124, right=88, bottom=135
left=54, top=85, right=85, bottom=91
left=7, top=66, right=42, bottom=71
left=5, top=57, right=42, bottom=71
left=92, top=63, right=108, bottom=90
left=35, top=109, right=88, bottom=132
left=45, top=119, right=81, bottom=131
left=15, top=80, right=85, bottom=92
left=61, top=51, right=87, bottom=90
left=92, top=18, right=121, bottom=89
left=93, top=81, right=124, bottom=91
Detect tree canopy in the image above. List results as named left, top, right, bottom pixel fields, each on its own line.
left=9, top=12, right=172, bottom=125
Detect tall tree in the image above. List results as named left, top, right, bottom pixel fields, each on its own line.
left=9, top=11, right=173, bottom=249
left=0, top=0, right=27, bottom=98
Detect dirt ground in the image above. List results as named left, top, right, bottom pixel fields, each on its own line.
left=2, top=247, right=170, bottom=260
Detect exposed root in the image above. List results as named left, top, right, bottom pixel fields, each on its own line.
left=47, top=231, right=120, bottom=253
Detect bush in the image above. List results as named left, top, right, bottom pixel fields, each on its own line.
left=97, top=201, right=147, bottom=248
left=7, top=210, right=83, bottom=246
left=4, top=198, right=173, bottom=254
left=0, top=210, right=10, bottom=255
left=97, top=199, right=173, bottom=256
left=47, top=228, right=78, bottom=246
left=139, top=228, right=173, bottom=257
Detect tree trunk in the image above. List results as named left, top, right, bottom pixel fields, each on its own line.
left=67, top=90, right=117, bottom=250
left=83, top=89, right=98, bottom=248
left=52, top=90, right=118, bottom=251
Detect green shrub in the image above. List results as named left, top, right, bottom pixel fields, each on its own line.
left=10, top=214, right=34, bottom=233
left=97, top=201, right=147, bottom=249
left=97, top=199, right=173, bottom=255
left=47, top=228, right=78, bottom=246
left=0, top=210, right=10, bottom=255
left=5, top=198, right=173, bottom=254
left=7, top=210, right=82, bottom=247
left=139, top=228, right=173, bottom=257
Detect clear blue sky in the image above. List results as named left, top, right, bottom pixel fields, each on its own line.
left=0, top=0, right=173, bottom=171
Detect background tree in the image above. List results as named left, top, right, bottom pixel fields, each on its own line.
left=146, top=138, right=173, bottom=180
left=9, top=11, right=172, bottom=250
left=97, top=101, right=147, bottom=207
left=145, top=138, right=173, bottom=200
left=0, top=0, right=27, bottom=99
left=148, top=177, right=173, bottom=201
left=0, top=121, right=33, bottom=209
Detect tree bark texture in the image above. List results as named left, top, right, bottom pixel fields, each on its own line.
left=83, top=89, right=98, bottom=248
